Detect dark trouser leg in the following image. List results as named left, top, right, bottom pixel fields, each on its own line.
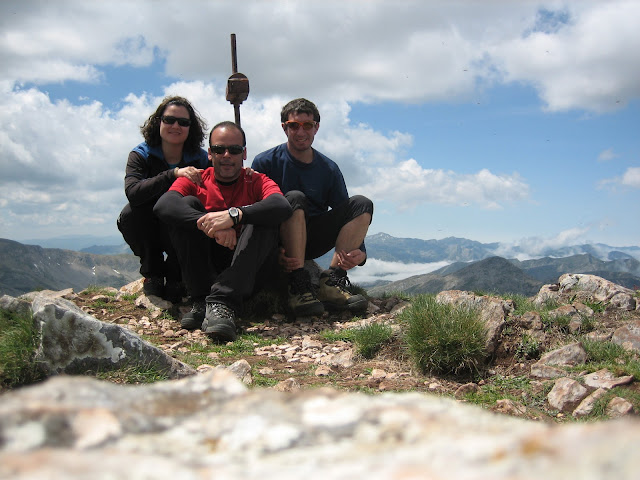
left=166, top=198, right=233, bottom=299
left=207, top=224, right=280, bottom=313
left=117, top=202, right=166, bottom=278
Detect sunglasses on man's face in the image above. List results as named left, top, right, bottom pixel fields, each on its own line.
left=161, top=115, right=191, bottom=127
left=284, top=120, right=317, bottom=131
left=210, top=144, right=245, bottom=155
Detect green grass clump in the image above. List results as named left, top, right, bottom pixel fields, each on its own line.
left=578, top=338, right=640, bottom=379
left=352, top=323, right=394, bottom=359
left=400, top=294, right=487, bottom=376
left=320, top=323, right=393, bottom=360
left=0, top=309, right=45, bottom=388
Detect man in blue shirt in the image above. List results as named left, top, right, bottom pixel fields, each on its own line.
left=252, top=98, right=374, bottom=316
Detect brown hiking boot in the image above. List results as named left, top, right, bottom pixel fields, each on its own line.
left=288, top=269, right=325, bottom=317
left=318, top=268, right=368, bottom=313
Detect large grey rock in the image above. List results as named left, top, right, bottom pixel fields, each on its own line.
left=0, top=293, right=195, bottom=379
left=534, top=274, right=637, bottom=311
left=1, top=372, right=640, bottom=479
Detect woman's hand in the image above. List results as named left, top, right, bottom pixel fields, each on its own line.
left=175, top=167, right=204, bottom=185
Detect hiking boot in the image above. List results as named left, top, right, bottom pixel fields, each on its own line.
left=318, top=268, right=368, bottom=313
left=288, top=269, right=324, bottom=317
left=142, top=276, right=164, bottom=298
left=180, top=300, right=205, bottom=330
left=164, top=279, right=185, bottom=304
left=202, top=302, right=237, bottom=342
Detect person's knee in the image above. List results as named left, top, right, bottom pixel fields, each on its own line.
left=351, top=195, right=373, bottom=215
left=347, top=195, right=374, bottom=224
left=182, top=195, right=206, bottom=211
left=285, top=190, right=308, bottom=212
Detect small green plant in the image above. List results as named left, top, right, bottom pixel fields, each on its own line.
left=352, top=323, right=393, bottom=359
left=89, top=298, right=117, bottom=312
left=400, top=294, right=487, bottom=376
left=0, top=310, right=45, bottom=388
left=583, top=300, right=606, bottom=313
left=515, top=333, right=541, bottom=360
left=120, top=293, right=139, bottom=302
left=540, top=313, right=571, bottom=333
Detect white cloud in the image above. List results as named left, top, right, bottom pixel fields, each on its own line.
left=360, top=160, right=530, bottom=210
left=1, top=1, right=638, bottom=110
left=621, top=167, right=640, bottom=188
left=493, top=227, right=592, bottom=259
left=599, top=166, right=640, bottom=190
left=597, top=148, right=618, bottom=162
left=348, top=258, right=452, bottom=285
left=490, top=2, right=640, bottom=112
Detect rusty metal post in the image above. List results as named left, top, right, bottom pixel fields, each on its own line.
left=226, top=33, right=249, bottom=127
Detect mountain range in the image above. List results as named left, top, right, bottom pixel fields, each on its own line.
left=2, top=233, right=639, bottom=298
left=366, top=254, right=640, bottom=297
left=0, top=238, right=139, bottom=297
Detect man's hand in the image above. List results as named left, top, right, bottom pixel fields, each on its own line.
left=197, top=211, right=233, bottom=238
left=213, top=229, right=237, bottom=250
left=278, top=247, right=303, bottom=272
left=335, top=249, right=366, bottom=270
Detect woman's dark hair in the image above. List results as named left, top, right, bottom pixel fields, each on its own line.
left=140, top=96, right=206, bottom=154
left=280, top=98, right=321, bottom=123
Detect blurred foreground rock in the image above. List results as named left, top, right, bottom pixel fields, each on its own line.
left=1, top=371, right=640, bottom=480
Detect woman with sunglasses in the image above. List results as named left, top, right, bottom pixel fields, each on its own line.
left=117, top=96, right=209, bottom=302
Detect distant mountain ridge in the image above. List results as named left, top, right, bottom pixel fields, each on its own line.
left=367, top=253, right=640, bottom=297
left=368, top=256, right=545, bottom=297
left=365, top=232, right=640, bottom=264
left=3, top=233, right=639, bottom=298
left=0, top=238, right=139, bottom=297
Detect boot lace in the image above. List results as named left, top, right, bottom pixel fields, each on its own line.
left=208, top=302, right=235, bottom=320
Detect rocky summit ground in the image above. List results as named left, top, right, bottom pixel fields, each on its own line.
left=72, top=281, right=640, bottom=423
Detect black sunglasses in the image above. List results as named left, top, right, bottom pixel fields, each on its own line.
left=210, top=144, right=245, bottom=155
left=161, top=115, right=191, bottom=127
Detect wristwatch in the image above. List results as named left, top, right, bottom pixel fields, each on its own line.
left=228, top=207, right=240, bottom=225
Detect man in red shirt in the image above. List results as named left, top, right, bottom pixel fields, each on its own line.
left=154, top=121, right=291, bottom=342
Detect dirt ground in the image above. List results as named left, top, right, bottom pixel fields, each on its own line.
left=74, top=287, right=640, bottom=423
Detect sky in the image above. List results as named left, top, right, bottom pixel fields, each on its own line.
left=1, top=1, right=639, bottom=280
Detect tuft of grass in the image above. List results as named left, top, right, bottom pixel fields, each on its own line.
left=94, top=364, right=170, bottom=384
left=379, top=290, right=412, bottom=302
left=515, top=333, right=541, bottom=360
left=540, top=313, right=571, bottom=333
left=319, top=329, right=356, bottom=343
left=320, top=323, right=393, bottom=360
left=582, top=386, right=640, bottom=420
left=509, top=294, right=537, bottom=315
left=583, top=300, right=606, bottom=314
left=464, top=375, right=551, bottom=413
left=577, top=338, right=640, bottom=379
left=352, top=323, right=394, bottom=359
left=400, top=294, right=487, bottom=376
left=0, top=309, right=45, bottom=388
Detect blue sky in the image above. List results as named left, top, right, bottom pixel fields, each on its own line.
left=1, top=1, right=638, bottom=280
